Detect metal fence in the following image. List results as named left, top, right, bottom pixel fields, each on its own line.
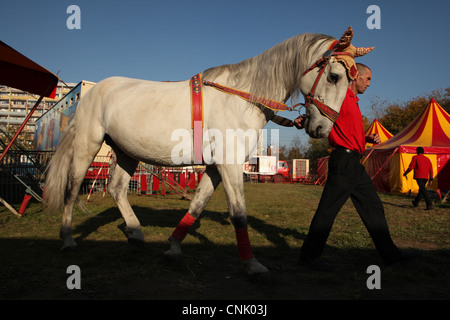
left=84, top=157, right=203, bottom=201
left=0, top=150, right=52, bottom=203
left=1, top=149, right=204, bottom=205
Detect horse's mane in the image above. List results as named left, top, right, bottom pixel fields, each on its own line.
left=202, top=33, right=335, bottom=103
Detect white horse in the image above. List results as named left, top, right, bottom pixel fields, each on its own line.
left=45, top=28, right=367, bottom=278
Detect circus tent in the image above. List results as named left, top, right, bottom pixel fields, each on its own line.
left=364, top=98, right=450, bottom=194
left=364, top=118, right=393, bottom=148
left=316, top=119, right=393, bottom=186
left=0, top=40, right=58, bottom=163
left=315, top=119, right=392, bottom=186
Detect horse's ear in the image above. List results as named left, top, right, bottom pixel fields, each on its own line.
left=335, top=26, right=353, bottom=51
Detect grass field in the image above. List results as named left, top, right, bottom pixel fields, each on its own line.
left=0, top=182, right=449, bottom=300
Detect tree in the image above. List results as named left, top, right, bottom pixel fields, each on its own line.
left=370, top=87, right=449, bottom=135
left=286, top=135, right=307, bottom=160
left=277, top=145, right=288, bottom=160
left=305, top=137, right=331, bottom=171
left=362, top=115, right=371, bottom=132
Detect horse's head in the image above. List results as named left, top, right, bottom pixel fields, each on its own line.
left=299, top=27, right=374, bottom=138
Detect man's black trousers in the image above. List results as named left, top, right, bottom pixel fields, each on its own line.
left=300, top=148, right=401, bottom=265
left=413, top=178, right=432, bottom=207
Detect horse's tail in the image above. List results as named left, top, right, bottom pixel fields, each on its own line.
left=44, top=119, right=77, bottom=212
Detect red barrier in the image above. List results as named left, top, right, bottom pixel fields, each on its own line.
left=18, top=194, right=32, bottom=215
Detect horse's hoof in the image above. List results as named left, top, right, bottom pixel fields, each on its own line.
left=128, top=237, right=145, bottom=249
left=61, top=244, right=77, bottom=252
left=163, top=250, right=183, bottom=262
left=61, top=238, right=77, bottom=251
left=249, top=271, right=272, bottom=284
left=243, top=257, right=269, bottom=273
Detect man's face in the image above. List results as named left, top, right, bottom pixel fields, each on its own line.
left=355, top=68, right=372, bottom=94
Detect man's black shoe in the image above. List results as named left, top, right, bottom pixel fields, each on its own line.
left=400, top=250, right=421, bottom=262
left=299, top=257, right=334, bottom=272
left=386, top=250, right=421, bottom=269
left=412, top=201, right=418, bottom=207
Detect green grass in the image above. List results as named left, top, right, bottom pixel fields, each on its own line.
left=0, top=183, right=449, bottom=300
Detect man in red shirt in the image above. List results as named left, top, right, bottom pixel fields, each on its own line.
left=403, top=147, right=434, bottom=210
left=294, top=63, right=417, bottom=271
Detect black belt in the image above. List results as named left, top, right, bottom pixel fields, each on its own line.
left=333, top=146, right=362, bottom=159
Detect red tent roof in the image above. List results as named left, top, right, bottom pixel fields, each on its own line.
left=365, top=118, right=393, bottom=148
left=370, top=99, right=450, bottom=154
left=0, top=41, right=58, bottom=98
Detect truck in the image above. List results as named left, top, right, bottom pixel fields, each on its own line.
left=243, top=157, right=310, bottom=183
left=288, top=159, right=310, bottom=183
left=243, top=156, right=290, bottom=183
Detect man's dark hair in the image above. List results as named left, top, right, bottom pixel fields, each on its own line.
left=416, top=147, right=425, bottom=154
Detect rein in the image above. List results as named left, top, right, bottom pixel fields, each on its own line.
left=203, top=81, right=300, bottom=112
left=203, top=81, right=302, bottom=127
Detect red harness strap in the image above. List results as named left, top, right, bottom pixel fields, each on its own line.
left=190, top=74, right=204, bottom=164
left=203, top=81, right=293, bottom=111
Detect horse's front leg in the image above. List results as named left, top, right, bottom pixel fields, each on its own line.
left=164, top=165, right=221, bottom=258
left=217, top=164, right=269, bottom=278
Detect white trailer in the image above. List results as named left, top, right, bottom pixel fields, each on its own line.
left=243, top=156, right=278, bottom=182
left=288, top=159, right=310, bottom=182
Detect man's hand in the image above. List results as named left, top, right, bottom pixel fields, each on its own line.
left=403, top=168, right=411, bottom=180
left=294, top=115, right=306, bottom=130
left=366, top=133, right=381, bottom=144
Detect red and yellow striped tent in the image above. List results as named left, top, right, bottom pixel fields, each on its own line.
left=365, top=118, right=393, bottom=148
left=316, top=119, right=393, bottom=186
left=364, top=98, right=450, bottom=194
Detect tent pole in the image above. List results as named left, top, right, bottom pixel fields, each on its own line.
left=361, top=148, right=375, bottom=165
left=0, top=94, right=44, bottom=163
left=314, top=157, right=328, bottom=186
left=370, top=147, right=399, bottom=180
left=0, top=196, right=21, bottom=218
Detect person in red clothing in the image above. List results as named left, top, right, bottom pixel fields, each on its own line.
left=293, top=63, right=417, bottom=271
left=403, top=147, right=434, bottom=210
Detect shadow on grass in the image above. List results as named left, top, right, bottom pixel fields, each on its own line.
left=0, top=237, right=449, bottom=300
left=1, top=206, right=449, bottom=300
left=72, top=206, right=306, bottom=250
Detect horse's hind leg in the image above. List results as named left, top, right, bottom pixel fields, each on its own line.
left=164, top=165, right=221, bottom=258
left=61, top=149, right=100, bottom=250
left=107, top=153, right=144, bottom=245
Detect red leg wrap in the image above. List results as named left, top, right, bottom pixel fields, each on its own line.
left=171, top=212, right=196, bottom=241
left=235, top=227, right=254, bottom=261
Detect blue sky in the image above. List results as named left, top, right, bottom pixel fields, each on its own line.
left=1, top=0, right=449, bottom=147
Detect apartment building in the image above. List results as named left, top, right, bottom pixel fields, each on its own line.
left=0, top=82, right=76, bottom=147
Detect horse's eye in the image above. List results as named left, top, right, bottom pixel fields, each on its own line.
left=328, top=72, right=340, bottom=84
